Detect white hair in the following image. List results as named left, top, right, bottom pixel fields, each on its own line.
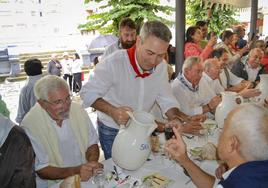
left=182, top=56, right=201, bottom=74
left=228, top=103, right=268, bottom=161
left=34, top=75, right=69, bottom=101
left=203, top=58, right=218, bottom=72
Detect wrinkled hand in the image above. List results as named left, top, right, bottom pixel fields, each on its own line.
left=215, top=163, right=228, bottom=179
left=111, top=106, right=133, bottom=126
left=207, top=36, right=217, bottom=47
left=241, top=80, right=253, bottom=89
left=188, top=114, right=206, bottom=122
left=79, top=161, right=103, bottom=181
left=240, top=88, right=261, bottom=98
left=208, top=95, right=222, bottom=110
left=165, top=119, right=183, bottom=130
left=165, top=127, right=189, bottom=163
left=181, top=121, right=203, bottom=135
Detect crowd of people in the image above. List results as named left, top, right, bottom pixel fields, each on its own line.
left=1, top=17, right=268, bottom=188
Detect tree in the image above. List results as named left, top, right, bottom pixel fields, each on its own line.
left=186, top=0, right=238, bottom=35
left=79, top=0, right=174, bottom=35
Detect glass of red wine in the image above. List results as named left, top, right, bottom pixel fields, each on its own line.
left=164, top=127, right=175, bottom=140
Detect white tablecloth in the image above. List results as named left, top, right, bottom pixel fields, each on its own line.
left=51, top=128, right=221, bottom=188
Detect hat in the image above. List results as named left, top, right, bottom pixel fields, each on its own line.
left=62, top=52, right=69, bottom=57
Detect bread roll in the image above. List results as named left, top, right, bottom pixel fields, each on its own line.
left=60, top=175, right=81, bottom=188
left=201, top=142, right=217, bottom=160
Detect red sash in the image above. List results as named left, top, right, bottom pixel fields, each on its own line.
left=127, top=45, right=151, bottom=78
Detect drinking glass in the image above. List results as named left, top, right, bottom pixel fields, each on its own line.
left=164, top=127, right=175, bottom=140
left=92, top=169, right=107, bottom=188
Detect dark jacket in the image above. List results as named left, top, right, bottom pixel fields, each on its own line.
left=219, top=160, right=268, bottom=188
left=231, top=60, right=266, bottom=82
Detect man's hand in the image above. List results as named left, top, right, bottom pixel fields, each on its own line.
left=188, top=114, right=206, bottom=122
left=79, top=161, right=103, bottom=181
left=165, top=119, right=183, bottom=130
left=165, top=127, right=189, bottom=163
left=208, top=95, right=222, bottom=111
left=181, top=121, right=203, bottom=135
left=110, top=106, right=133, bottom=126
left=239, top=88, right=261, bottom=98
left=215, top=163, right=228, bottom=179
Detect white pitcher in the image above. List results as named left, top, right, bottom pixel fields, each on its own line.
left=258, top=74, right=268, bottom=101
left=215, top=91, right=243, bottom=128
left=112, top=111, right=157, bottom=170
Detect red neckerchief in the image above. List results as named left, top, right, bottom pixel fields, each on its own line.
left=127, top=45, right=151, bottom=78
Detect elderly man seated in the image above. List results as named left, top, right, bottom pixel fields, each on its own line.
left=21, top=75, right=102, bottom=188
left=231, top=48, right=266, bottom=84
left=202, top=58, right=261, bottom=99
left=171, top=56, right=221, bottom=116
left=165, top=103, right=268, bottom=187
left=0, top=114, right=36, bottom=188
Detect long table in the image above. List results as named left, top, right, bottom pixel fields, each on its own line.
left=51, top=128, right=221, bottom=188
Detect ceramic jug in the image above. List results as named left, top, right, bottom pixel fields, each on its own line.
left=258, top=74, right=268, bottom=101
left=112, top=111, right=157, bottom=170
left=215, top=91, right=243, bottom=128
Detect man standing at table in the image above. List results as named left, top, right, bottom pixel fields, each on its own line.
left=81, top=21, right=203, bottom=160
left=165, top=103, right=268, bottom=187
left=102, top=17, right=137, bottom=58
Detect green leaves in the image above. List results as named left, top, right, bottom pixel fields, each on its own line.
left=79, top=0, right=174, bottom=35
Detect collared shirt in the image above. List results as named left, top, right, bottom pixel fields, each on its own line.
left=201, top=73, right=224, bottom=95
left=25, top=117, right=98, bottom=188
left=214, top=167, right=236, bottom=188
left=102, top=40, right=122, bottom=58
left=61, top=59, right=73, bottom=75
left=80, top=49, right=180, bottom=129
left=219, top=68, right=243, bottom=89
left=171, top=74, right=215, bottom=116
left=16, top=74, right=42, bottom=124
left=245, top=63, right=261, bottom=82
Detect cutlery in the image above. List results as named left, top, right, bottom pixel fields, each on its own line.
left=113, top=165, right=119, bottom=181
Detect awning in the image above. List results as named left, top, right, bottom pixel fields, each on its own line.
left=204, top=0, right=251, bottom=9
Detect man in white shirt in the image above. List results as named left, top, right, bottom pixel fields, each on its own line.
left=102, top=18, right=137, bottom=58
left=171, top=56, right=221, bottom=116
left=201, top=58, right=224, bottom=95
left=21, top=75, right=102, bottom=188
left=212, top=48, right=261, bottom=98
left=231, top=48, right=266, bottom=83
left=81, top=21, right=203, bottom=159
left=165, top=103, right=268, bottom=188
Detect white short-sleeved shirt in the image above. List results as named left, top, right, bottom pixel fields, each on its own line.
left=80, top=49, right=180, bottom=129
left=25, top=118, right=98, bottom=188
left=219, top=68, right=243, bottom=89
left=171, top=74, right=216, bottom=116
left=201, top=73, right=225, bottom=95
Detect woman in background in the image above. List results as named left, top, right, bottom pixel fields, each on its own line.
left=72, top=53, right=83, bottom=94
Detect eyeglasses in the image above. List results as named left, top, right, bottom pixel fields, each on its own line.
left=44, top=95, right=72, bottom=106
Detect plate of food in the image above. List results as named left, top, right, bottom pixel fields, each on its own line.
left=190, top=143, right=217, bottom=160
left=201, top=119, right=218, bottom=135
left=142, top=173, right=174, bottom=188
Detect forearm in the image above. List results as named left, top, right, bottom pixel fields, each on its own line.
left=180, top=158, right=215, bottom=188
left=165, top=107, right=188, bottom=122
left=91, top=98, right=116, bottom=117
left=86, top=144, right=99, bottom=162
left=37, top=166, right=80, bottom=180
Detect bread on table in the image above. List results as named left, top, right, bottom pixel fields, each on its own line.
left=60, top=175, right=81, bottom=188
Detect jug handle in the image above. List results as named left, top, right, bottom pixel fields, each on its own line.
left=236, top=95, right=244, bottom=104
left=147, top=122, right=158, bottom=137
left=119, top=111, right=134, bottom=129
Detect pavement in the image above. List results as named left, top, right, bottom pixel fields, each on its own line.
left=0, top=73, right=97, bottom=125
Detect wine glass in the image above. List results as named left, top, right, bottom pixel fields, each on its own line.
left=92, top=169, right=107, bottom=188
